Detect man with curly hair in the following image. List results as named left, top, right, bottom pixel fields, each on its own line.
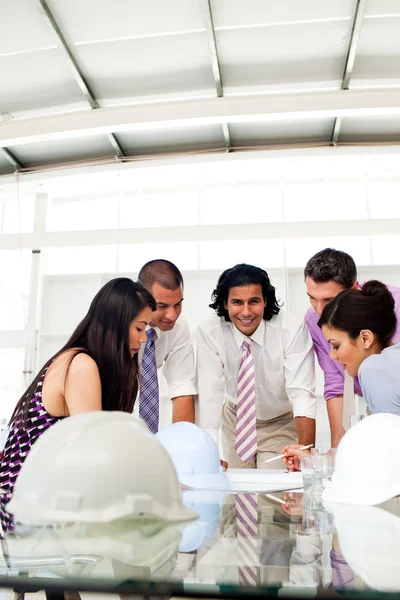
left=196, top=263, right=316, bottom=469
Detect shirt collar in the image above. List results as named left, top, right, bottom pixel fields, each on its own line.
left=231, top=319, right=265, bottom=349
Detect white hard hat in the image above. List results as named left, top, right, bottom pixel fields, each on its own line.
left=5, top=519, right=182, bottom=582
left=155, top=422, right=221, bottom=487
left=328, top=501, right=400, bottom=592
left=7, top=411, right=198, bottom=525
left=323, top=413, right=400, bottom=506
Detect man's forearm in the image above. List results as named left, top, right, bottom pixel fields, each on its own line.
left=172, top=395, right=195, bottom=423
left=295, top=416, right=316, bottom=446
left=327, top=395, right=345, bottom=447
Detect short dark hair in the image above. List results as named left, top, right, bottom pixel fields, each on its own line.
left=138, top=259, right=183, bottom=292
left=304, top=248, right=357, bottom=289
left=209, top=263, right=281, bottom=322
left=318, top=280, right=397, bottom=348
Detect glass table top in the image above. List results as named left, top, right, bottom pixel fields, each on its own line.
left=0, top=483, right=399, bottom=598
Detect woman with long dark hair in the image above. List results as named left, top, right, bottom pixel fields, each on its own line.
left=317, top=280, right=399, bottom=415
left=0, top=277, right=156, bottom=502
left=283, top=280, right=399, bottom=470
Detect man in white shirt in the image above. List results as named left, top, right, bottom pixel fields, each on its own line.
left=196, top=264, right=316, bottom=468
left=137, top=260, right=196, bottom=429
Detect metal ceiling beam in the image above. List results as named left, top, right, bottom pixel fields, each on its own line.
left=36, top=0, right=125, bottom=158
left=1, top=147, right=25, bottom=170
left=330, top=0, right=367, bottom=145
left=2, top=88, right=400, bottom=148
left=105, top=132, right=125, bottom=158
left=201, top=0, right=231, bottom=151
left=202, top=0, right=223, bottom=97
left=222, top=122, right=231, bottom=151
left=36, top=0, right=98, bottom=109
left=342, top=0, right=367, bottom=90
left=330, top=116, right=342, bottom=146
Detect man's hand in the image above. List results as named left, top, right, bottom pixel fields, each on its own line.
left=281, top=444, right=311, bottom=472
left=220, top=460, right=228, bottom=471
left=281, top=492, right=303, bottom=516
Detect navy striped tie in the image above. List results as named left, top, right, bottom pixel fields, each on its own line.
left=139, top=328, right=159, bottom=433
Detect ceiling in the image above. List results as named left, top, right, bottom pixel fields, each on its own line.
left=1, top=0, right=400, bottom=176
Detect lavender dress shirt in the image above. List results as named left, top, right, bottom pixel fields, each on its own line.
left=305, top=282, right=400, bottom=401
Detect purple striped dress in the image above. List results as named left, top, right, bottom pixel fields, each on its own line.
left=0, top=364, right=62, bottom=506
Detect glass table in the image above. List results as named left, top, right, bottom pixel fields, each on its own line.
left=0, top=484, right=399, bottom=599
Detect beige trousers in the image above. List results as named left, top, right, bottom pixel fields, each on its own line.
left=221, top=401, right=297, bottom=469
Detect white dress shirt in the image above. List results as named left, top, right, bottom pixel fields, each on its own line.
left=196, top=311, right=316, bottom=443
left=138, top=314, right=197, bottom=400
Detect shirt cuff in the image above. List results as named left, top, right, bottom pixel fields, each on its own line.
left=291, top=396, right=317, bottom=419
left=168, top=380, right=197, bottom=400
left=324, top=389, right=344, bottom=401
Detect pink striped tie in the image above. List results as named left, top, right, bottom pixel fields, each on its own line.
left=236, top=493, right=259, bottom=586
left=235, top=339, right=257, bottom=463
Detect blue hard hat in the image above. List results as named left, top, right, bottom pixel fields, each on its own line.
left=179, top=489, right=225, bottom=552
left=155, top=422, right=221, bottom=482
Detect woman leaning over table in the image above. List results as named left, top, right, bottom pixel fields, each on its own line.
left=283, top=280, right=398, bottom=471
left=0, top=277, right=156, bottom=504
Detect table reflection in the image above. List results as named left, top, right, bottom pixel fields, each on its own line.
left=0, top=489, right=399, bottom=596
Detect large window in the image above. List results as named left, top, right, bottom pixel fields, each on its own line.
left=44, top=246, right=118, bottom=274
left=0, top=196, right=35, bottom=234
left=0, top=250, right=31, bottom=331
left=1, top=150, right=400, bottom=420
left=0, top=348, right=25, bottom=422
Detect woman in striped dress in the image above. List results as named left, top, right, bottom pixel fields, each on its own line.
left=0, top=277, right=155, bottom=512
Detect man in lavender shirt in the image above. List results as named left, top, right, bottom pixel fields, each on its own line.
left=304, top=248, right=400, bottom=447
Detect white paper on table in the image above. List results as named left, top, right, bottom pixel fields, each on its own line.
left=226, top=468, right=303, bottom=492
left=180, top=469, right=303, bottom=493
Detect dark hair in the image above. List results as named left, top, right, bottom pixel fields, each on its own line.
left=138, top=259, right=183, bottom=292
left=209, top=263, right=281, bottom=322
left=318, top=280, right=397, bottom=348
left=11, top=278, right=156, bottom=425
left=304, top=248, right=357, bottom=288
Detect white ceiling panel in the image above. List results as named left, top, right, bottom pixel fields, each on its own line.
left=211, top=0, right=356, bottom=29
left=216, top=20, right=351, bottom=88
left=340, top=116, right=400, bottom=142
left=72, top=33, right=215, bottom=100
left=0, top=49, right=87, bottom=114
left=7, top=136, right=115, bottom=167
left=351, top=17, right=400, bottom=83
left=117, top=124, right=224, bottom=154
left=229, top=119, right=333, bottom=146
left=0, top=0, right=56, bottom=54
left=365, top=0, right=400, bottom=17
left=46, top=0, right=205, bottom=44
left=0, top=0, right=399, bottom=169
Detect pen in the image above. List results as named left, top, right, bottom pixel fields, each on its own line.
left=262, top=443, right=313, bottom=464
